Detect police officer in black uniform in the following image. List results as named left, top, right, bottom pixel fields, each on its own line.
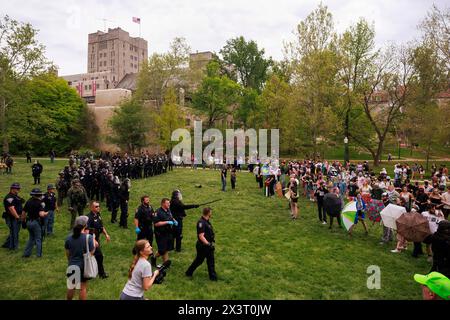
left=134, top=195, right=156, bottom=245
left=170, top=190, right=199, bottom=252
left=31, top=160, right=43, bottom=185
left=87, top=201, right=111, bottom=279
left=2, top=183, right=23, bottom=250
left=151, top=198, right=177, bottom=267
left=22, top=188, right=48, bottom=258
left=185, top=207, right=217, bottom=281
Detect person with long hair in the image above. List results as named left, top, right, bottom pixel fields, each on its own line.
left=288, top=176, right=299, bottom=220
left=120, top=240, right=159, bottom=300
left=65, top=215, right=96, bottom=300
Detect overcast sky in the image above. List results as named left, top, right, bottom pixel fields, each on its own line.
left=2, top=0, right=447, bottom=76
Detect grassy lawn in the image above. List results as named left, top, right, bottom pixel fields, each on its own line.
left=0, top=159, right=440, bottom=300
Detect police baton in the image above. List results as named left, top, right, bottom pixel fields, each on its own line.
left=197, top=199, right=222, bottom=207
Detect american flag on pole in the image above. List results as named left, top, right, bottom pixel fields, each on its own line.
left=132, top=17, right=141, bottom=24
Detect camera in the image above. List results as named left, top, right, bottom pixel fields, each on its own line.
left=154, top=260, right=172, bottom=284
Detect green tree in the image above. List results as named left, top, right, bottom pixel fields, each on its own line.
left=6, top=73, right=90, bottom=155
left=108, top=98, right=151, bottom=154
left=0, top=15, right=52, bottom=152
left=286, top=4, right=342, bottom=156
left=134, top=37, right=191, bottom=107
left=153, top=87, right=186, bottom=150
left=191, top=61, right=241, bottom=127
left=220, top=36, right=273, bottom=93
left=338, top=18, right=377, bottom=163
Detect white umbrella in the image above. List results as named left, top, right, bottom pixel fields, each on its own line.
left=380, top=204, right=406, bottom=230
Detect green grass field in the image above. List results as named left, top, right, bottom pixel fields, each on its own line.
left=0, top=159, right=444, bottom=300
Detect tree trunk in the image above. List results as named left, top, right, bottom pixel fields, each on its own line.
left=1, top=97, right=9, bottom=153
left=373, top=139, right=385, bottom=167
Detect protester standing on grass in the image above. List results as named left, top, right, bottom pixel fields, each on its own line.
left=288, top=176, right=299, bottom=220
left=230, top=166, right=237, bottom=190
left=442, top=185, right=450, bottom=220
left=314, top=182, right=328, bottom=224
left=65, top=216, right=96, bottom=300
left=348, top=192, right=369, bottom=237
left=221, top=165, right=227, bottom=191
left=120, top=240, right=159, bottom=300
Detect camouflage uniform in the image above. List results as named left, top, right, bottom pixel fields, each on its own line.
left=67, top=179, right=89, bottom=229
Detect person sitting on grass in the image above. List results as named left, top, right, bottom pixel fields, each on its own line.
left=414, top=272, right=450, bottom=300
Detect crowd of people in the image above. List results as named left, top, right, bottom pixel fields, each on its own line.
left=249, top=158, right=450, bottom=285
left=2, top=151, right=449, bottom=300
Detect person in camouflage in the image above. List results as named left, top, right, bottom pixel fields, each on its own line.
left=56, top=171, right=69, bottom=207
left=67, top=179, right=89, bottom=230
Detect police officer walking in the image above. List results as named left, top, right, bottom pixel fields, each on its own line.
left=43, top=184, right=58, bottom=236
left=170, top=190, right=199, bottom=252
left=87, top=201, right=111, bottom=279
left=119, top=178, right=131, bottom=228
left=134, top=195, right=155, bottom=246
left=56, top=171, right=68, bottom=207
left=151, top=198, right=177, bottom=267
left=185, top=207, right=217, bottom=281
left=22, top=188, right=48, bottom=258
left=2, top=183, right=23, bottom=250
left=67, top=179, right=89, bottom=230
left=31, top=160, right=43, bottom=185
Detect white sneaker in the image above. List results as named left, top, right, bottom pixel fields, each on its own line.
left=322, top=221, right=327, bottom=225
left=391, top=249, right=401, bottom=253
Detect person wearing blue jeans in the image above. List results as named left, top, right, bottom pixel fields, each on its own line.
left=22, top=188, right=48, bottom=258
left=3, top=183, right=23, bottom=250
left=43, top=184, right=58, bottom=236
left=221, top=166, right=227, bottom=191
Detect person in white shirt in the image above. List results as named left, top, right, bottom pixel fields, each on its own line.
left=442, top=185, right=450, bottom=220
left=422, top=204, right=445, bottom=261
left=120, top=240, right=159, bottom=300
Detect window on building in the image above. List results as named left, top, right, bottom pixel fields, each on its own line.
left=130, top=63, right=134, bottom=68
left=99, top=41, right=107, bottom=50
left=85, top=85, right=88, bottom=90
left=96, top=84, right=99, bottom=89
left=89, top=85, right=92, bottom=90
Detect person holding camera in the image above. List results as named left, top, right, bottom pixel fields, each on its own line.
left=151, top=198, right=177, bottom=267
left=120, top=240, right=159, bottom=300
left=87, top=201, right=111, bottom=279
left=185, top=207, right=217, bottom=281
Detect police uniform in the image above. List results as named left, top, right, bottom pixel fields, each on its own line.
left=170, top=197, right=199, bottom=252
left=3, top=191, right=23, bottom=250
left=135, top=204, right=155, bottom=245
left=23, top=196, right=46, bottom=257
left=87, top=211, right=107, bottom=277
left=185, top=216, right=217, bottom=281
left=153, top=207, right=175, bottom=255
left=43, top=190, right=57, bottom=236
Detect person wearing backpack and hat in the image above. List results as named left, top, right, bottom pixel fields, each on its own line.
left=22, top=188, right=48, bottom=258
left=43, top=184, right=58, bottom=236
left=2, top=183, right=24, bottom=250
left=414, top=272, right=450, bottom=300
